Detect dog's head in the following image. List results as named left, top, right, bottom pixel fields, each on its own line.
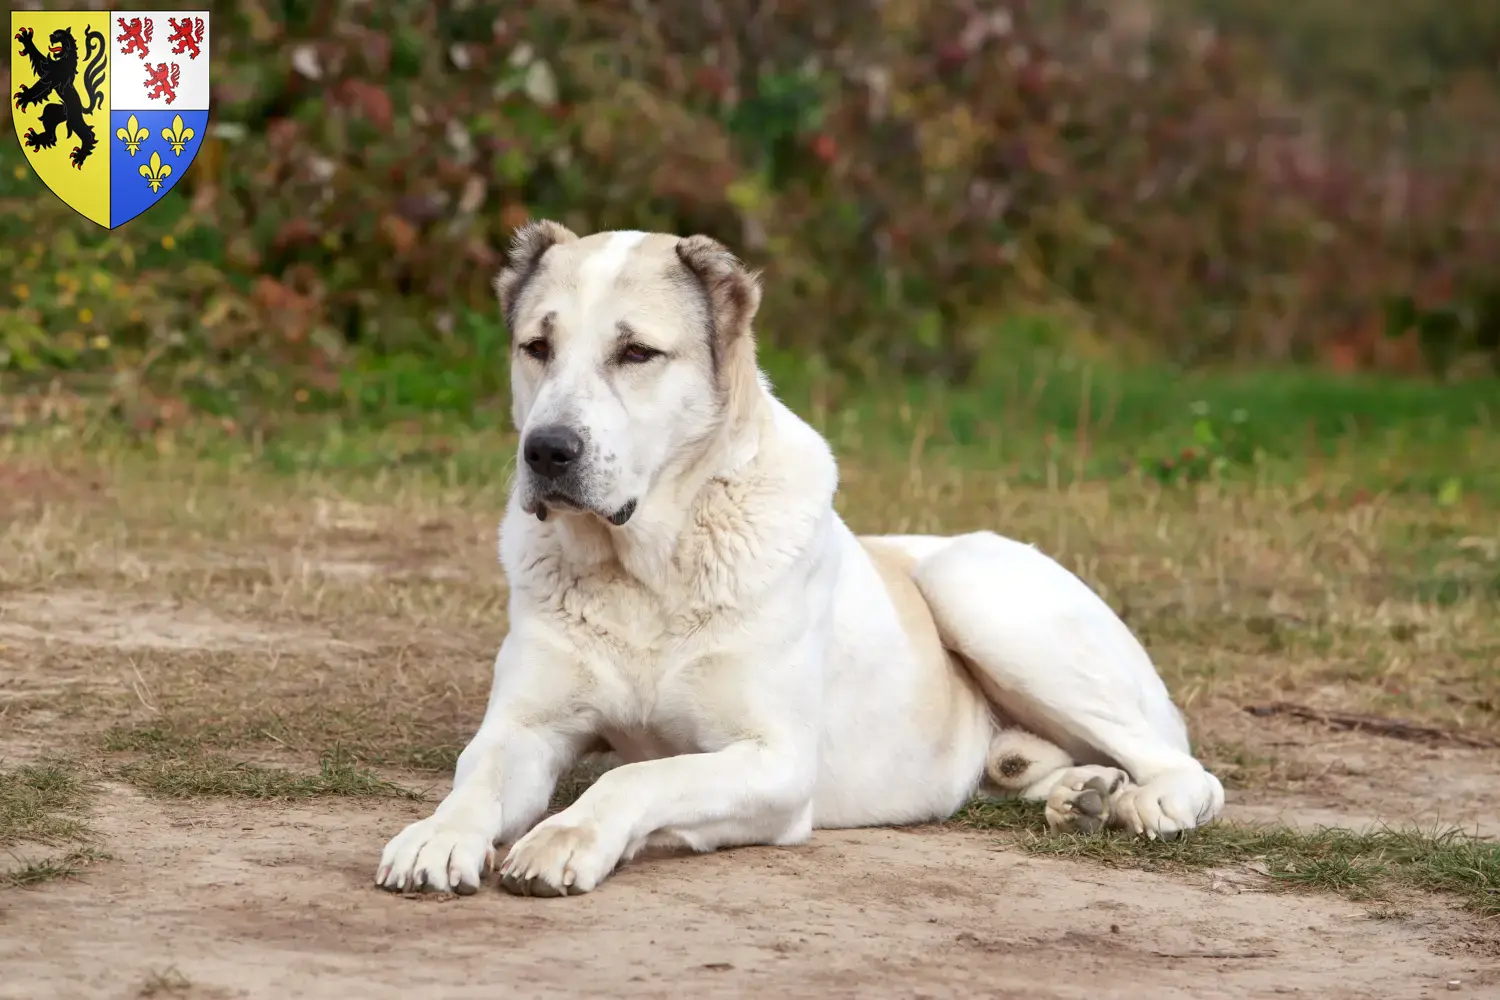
left=495, top=222, right=762, bottom=526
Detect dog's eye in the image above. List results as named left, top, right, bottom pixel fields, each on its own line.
left=619, top=343, right=662, bottom=365
left=520, top=340, right=550, bottom=363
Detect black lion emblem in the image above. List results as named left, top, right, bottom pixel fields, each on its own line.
left=13, top=24, right=108, bottom=170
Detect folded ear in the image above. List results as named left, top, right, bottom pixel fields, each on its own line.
left=493, top=219, right=579, bottom=328
left=674, top=234, right=762, bottom=370
left=675, top=234, right=762, bottom=423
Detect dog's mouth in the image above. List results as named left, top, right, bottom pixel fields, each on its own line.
left=526, top=493, right=637, bottom=527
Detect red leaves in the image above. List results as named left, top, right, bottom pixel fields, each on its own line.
left=935, top=41, right=968, bottom=73
left=252, top=276, right=319, bottom=345
left=272, top=218, right=318, bottom=252
left=335, top=79, right=393, bottom=132
left=809, top=133, right=838, bottom=165
left=693, top=65, right=733, bottom=100
left=499, top=203, right=531, bottom=231
left=265, top=117, right=299, bottom=151
left=378, top=214, right=418, bottom=256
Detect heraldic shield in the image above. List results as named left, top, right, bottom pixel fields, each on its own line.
left=10, top=9, right=210, bottom=229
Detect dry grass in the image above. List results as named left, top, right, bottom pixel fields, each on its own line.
left=0, top=756, right=106, bottom=888
left=3, top=423, right=1496, bottom=751
left=110, top=748, right=423, bottom=802
left=0, top=406, right=1496, bottom=907
left=135, top=966, right=194, bottom=998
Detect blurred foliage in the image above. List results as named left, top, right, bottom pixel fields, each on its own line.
left=2, top=0, right=1498, bottom=426
left=1173, top=0, right=1500, bottom=105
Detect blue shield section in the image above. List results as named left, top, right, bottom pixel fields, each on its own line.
left=109, top=108, right=207, bottom=229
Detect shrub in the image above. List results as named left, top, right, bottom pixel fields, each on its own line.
left=2, top=0, right=1496, bottom=416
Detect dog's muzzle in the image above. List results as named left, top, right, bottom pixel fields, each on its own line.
left=524, top=494, right=636, bottom=527
left=520, top=425, right=636, bottom=526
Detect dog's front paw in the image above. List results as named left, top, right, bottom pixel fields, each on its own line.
left=375, top=814, right=494, bottom=895
left=499, top=817, right=615, bottom=897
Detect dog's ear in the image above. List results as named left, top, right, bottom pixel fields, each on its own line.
left=674, top=234, right=762, bottom=363
left=494, top=219, right=579, bottom=329
left=675, top=234, right=762, bottom=421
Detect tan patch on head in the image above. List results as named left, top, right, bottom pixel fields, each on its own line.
left=494, top=219, right=579, bottom=328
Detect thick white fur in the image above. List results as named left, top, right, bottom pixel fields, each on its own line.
left=375, top=227, right=1225, bottom=897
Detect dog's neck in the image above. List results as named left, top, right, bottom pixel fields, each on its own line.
left=538, top=377, right=772, bottom=587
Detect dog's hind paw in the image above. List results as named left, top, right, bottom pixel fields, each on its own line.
left=1044, top=766, right=1130, bottom=834
left=1111, top=767, right=1225, bottom=841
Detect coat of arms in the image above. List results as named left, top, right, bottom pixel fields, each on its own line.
left=11, top=9, right=211, bottom=229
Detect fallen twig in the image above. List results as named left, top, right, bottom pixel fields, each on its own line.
left=1244, top=702, right=1498, bottom=749
left=1151, top=950, right=1278, bottom=960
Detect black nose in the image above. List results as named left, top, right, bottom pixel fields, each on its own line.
left=523, top=425, right=584, bottom=480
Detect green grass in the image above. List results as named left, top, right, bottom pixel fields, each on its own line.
left=5, top=848, right=111, bottom=889
left=767, top=333, right=1500, bottom=499
left=11, top=338, right=1494, bottom=517
left=0, top=757, right=103, bottom=889
left=955, top=798, right=1500, bottom=916
left=0, top=757, right=91, bottom=845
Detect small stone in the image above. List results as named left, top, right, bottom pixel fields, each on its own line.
left=1446, top=981, right=1461, bottom=991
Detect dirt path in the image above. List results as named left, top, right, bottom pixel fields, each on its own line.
left=3, top=783, right=1495, bottom=1000
left=3, top=461, right=1499, bottom=998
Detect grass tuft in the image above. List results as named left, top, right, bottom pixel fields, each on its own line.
left=0, top=757, right=101, bottom=889
left=4, top=847, right=111, bottom=888
left=0, top=757, right=91, bottom=846
left=113, top=748, right=423, bottom=802
left=136, top=965, right=194, bottom=998
left=954, top=797, right=1500, bottom=915
left=101, top=724, right=203, bottom=755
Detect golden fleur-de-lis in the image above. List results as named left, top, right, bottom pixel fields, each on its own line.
left=139, top=150, right=172, bottom=192
left=115, top=114, right=150, bottom=156
left=163, top=114, right=195, bottom=155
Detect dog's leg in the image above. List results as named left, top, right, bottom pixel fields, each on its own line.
left=907, top=531, right=1225, bottom=839
left=497, top=739, right=814, bottom=897
left=375, top=633, right=593, bottom=894
left=984, top=727, right=1139, bottom=834
left=496, top=640, right=822, bottom=897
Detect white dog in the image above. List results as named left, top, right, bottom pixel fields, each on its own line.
left=375, top=223, right=1225, bottom=897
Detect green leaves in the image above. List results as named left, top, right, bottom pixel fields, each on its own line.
left=3, top=0, right=1498, bottom=421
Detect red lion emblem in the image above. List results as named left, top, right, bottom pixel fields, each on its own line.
left=143, top=62, right=181, bottom=104
left=166, top=16, right=204, bottom=61
left=115, top=17, right=153, bottom=60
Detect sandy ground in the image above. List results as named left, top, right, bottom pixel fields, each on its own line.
left=3, top=784, right=1496, bottom=1000
left=3, top=692, right=1498, bottom=999
left=2, top=467, right=1499, bottom=999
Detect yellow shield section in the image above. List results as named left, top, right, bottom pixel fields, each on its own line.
left=10, top=10, right=111, bottom=228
